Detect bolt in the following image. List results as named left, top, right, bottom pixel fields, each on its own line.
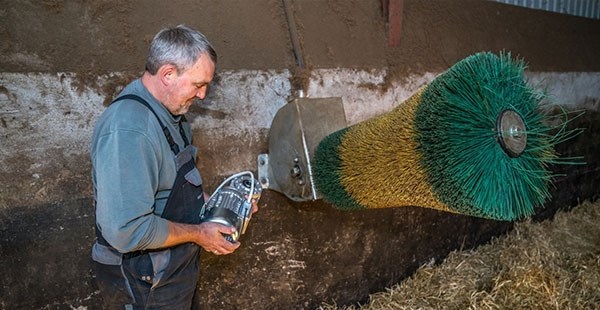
left=291, top=165, right=302, bottom=178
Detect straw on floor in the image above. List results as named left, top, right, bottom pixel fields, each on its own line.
left=319, top=199, right=600, bottom=310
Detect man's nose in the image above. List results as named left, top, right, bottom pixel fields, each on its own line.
left=196, top=89, right=206, bottom=100
left=196, top=85, right=208, bottom=100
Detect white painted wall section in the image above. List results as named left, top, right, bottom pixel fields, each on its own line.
left=1, top=70, right=598, bottom=168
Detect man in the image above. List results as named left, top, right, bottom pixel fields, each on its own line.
left=91, top=25, right=257, bottom=309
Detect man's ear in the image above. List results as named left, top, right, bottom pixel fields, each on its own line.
left=158, top=64, right=177, bottom=86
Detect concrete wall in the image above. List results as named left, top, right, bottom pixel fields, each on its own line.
left=1, top=1, right=599, bottom=308
left=1, top=68, right=599, bottom=309
left=2, top=69, right=597, bottom=207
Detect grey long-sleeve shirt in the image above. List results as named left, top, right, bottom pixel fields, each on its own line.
left=91, top=79, right=194, bottom=253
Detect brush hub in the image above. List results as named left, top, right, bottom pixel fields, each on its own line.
left=496, top=109, right=527, bottom=158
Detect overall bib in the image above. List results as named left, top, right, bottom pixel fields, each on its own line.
left=92, top=94, right=205, bottom=309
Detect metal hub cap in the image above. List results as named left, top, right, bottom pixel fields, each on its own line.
left=496, top=109, right=527, bottom=158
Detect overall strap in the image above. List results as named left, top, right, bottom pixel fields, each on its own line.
left=112, top=94, right=190, bottom=154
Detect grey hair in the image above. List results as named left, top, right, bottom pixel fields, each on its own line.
left=145, top=24, right=217, bottom=75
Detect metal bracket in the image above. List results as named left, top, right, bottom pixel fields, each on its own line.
left=258, top=97, right=347, bottom=201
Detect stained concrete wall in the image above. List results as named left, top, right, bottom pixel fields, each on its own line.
left=1, top=69, right=599, bottom=309
left=1, top=1, right=600, bottom=309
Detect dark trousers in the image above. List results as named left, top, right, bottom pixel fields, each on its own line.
left=93, top=243, right=200, bottom=309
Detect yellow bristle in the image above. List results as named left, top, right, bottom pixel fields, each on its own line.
left=337, top=87, right=453, bottom=213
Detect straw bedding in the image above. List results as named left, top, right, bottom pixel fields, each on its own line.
left=321, top=200, right=600, bottom=309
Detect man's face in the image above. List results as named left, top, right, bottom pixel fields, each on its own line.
left=165, top=54, right=215, bottom=115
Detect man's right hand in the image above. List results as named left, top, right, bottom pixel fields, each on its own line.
left=196, top=222, right=240, bottom=255
left=160, top=221, right=240, bottom=255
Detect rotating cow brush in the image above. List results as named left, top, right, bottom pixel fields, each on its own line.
left=313, top=52, right=581, bottom=221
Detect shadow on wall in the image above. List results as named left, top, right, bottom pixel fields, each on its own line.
left=534, top=109, right=600, bottom=220
left=0, top=198, right=97, bottom=309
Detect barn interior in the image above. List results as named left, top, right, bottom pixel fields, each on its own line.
left=0, top=1, right=599, bottom=309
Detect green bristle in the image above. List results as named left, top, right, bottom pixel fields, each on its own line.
left=415, top=52, right=561, bottom=220
left=312, top=51, right=581, bottom=220
left=313, top=127, right=366, bottom=210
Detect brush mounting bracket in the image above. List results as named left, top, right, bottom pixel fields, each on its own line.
left=258, top=97, right=347, bottom=201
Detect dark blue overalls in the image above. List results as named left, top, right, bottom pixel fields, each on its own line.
left=92, top=94, right=205, bottom=309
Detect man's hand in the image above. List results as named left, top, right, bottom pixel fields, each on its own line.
left=160, top=221, right=239, bottom=255
left=196, top=222, right=240, bottom=255
left=166, top=192, right=259, bottom=256
left=249, top=197, right=260, bottom=214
